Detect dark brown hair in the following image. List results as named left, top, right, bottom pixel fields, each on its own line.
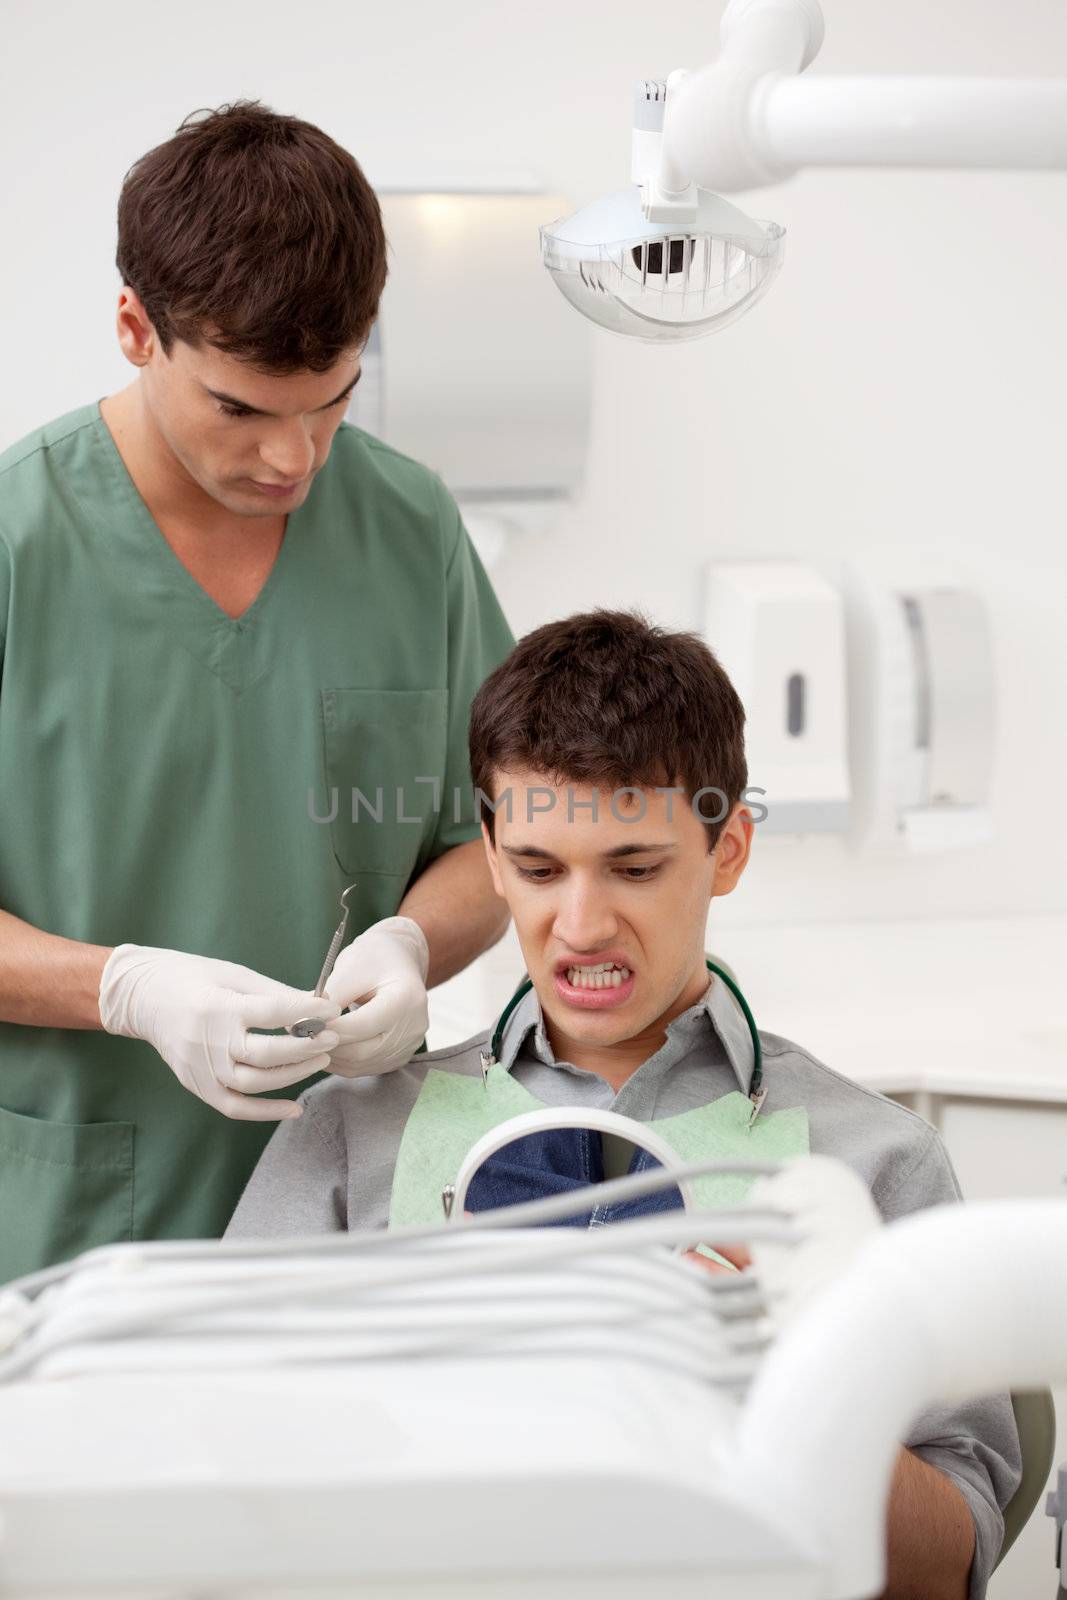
left=115, top=99, right=387, bottom=373
left=469, top=610, right=748, bottom=850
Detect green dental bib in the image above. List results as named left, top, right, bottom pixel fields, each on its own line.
left=388, top=1062, right=809, bottom=1229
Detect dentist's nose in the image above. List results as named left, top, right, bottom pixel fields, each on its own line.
left=258, top=424, right=315, bottom=483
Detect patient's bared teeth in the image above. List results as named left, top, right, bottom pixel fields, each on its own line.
left=562, top=962, right=632, bottom=990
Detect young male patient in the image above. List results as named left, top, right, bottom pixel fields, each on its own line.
left=227, top=610, right=1019, bottom=1600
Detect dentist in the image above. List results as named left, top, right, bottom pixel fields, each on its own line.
left=0, top=100, right=513, bottom=1282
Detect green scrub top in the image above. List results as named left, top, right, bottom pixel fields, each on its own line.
left=0, top=401, right=514, bottom=1284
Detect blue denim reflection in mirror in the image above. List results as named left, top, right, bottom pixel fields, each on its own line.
left=464, top=1130, right=685, bottom=1227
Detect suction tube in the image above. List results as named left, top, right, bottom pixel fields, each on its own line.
left=734, top=1197, right=1067, bottom=1598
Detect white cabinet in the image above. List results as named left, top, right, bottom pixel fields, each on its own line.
left=939, top=1101, right=1067, bottom=1202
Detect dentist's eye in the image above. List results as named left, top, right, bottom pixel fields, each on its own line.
left=515, top=866, right=556, bottom=882
left=217, top=403, right=252, bottom=418
left=618, top=866, right=661, bottom=881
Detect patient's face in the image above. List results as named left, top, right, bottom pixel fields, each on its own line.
left=483, top=771, right=750, bottom=1060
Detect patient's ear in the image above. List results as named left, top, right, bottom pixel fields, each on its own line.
left=482, top=821, right=505, bottom=898
left=711, top=805, right=754, bottom=898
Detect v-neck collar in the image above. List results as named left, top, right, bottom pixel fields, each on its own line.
left=85, top=398, right=309, bottom=695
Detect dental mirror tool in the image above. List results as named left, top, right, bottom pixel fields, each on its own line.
left=290, top=883, right=358, bottom=1038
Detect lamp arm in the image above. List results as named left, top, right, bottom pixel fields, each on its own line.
left=760, top=75, right=1067, bottom=173
left=660, top=0, right=1067, bottom=194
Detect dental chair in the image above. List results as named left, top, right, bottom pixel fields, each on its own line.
left=1, top=1154, right=1065, bottom=1600
left=1001, top=1389, right=1057, bottom=1566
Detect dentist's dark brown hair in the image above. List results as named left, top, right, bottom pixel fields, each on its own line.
left=115, top=99, right=387, bottom=374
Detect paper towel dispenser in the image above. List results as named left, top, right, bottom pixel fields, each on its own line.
left=703, top=563, right=852, bottom=836
left=705, top=562, right=996, bottom=852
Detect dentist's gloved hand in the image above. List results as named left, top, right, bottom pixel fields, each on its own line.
left=322, top=916, right=430, bottom=1077
left=98, top=945, right=341, bottom=1121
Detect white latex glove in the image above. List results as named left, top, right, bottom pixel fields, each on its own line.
left=322, top=916, right=430, bottom=1077
left=98, top=944, right=341, bottom=1122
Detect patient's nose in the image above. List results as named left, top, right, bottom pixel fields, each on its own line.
left=552, top=881, right=618, bottom=951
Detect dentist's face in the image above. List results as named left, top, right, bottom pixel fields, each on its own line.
left=483, top=772, right=752, bottom=1056
left=113, top=286, right=364, bottom=517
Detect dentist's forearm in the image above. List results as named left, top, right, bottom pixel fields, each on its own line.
left=399, top=839, right=509, bottom=988
left=0, top=908, right=111, bottom=1030
left=880, top=1447, right=975, bottom=1600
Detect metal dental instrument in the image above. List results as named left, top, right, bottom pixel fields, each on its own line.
left=290, top=884, right=359, bottom=1038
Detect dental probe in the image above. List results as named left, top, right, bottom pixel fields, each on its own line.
left=290, top=883, right=358, bottom=1038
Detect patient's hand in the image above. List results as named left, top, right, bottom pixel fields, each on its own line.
left=685, top=1244, right=752, bottom=1275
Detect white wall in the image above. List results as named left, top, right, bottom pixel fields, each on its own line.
left=3, top=0, right=1066, bottom=930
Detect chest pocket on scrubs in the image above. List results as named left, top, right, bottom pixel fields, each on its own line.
left=0, top=1102, right=134, bottom=1285
left=320, top=688, right=449, bottom=879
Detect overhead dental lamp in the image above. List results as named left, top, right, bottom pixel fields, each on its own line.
left=541, top=0, right=1067, bottom=341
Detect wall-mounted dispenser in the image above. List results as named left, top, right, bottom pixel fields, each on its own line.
left=703, top=563, right=852, bottom=835
left=704, top=562, right=996, bottom=852
left=843, top=572, right=996, bottom=853
left=347, top=188, right=593, bottom=568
